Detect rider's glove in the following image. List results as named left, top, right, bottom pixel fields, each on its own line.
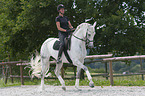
left=66, top=29, right=72, bottom=33
left=66, top=28, right=75, bottom=33
left=70, top=28, right=75, bottom=31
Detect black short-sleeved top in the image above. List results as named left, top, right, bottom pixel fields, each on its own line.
left=55, top=15, right=69, bottom=33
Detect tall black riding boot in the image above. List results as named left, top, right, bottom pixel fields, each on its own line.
left=57, top=45, right=64, bottom=64
left=64, top=50, right=72, bottom=64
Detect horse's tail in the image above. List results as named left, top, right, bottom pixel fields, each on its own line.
left=29, top=38, right=55, bottom=78
left=29, top=52, right=42, bottom=78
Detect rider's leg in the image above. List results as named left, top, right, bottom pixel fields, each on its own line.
left=57, top=44, right=64, bottom=63
left=64, top=50, right=72, bottom=63
left=57, top=33, right=66, bottom=64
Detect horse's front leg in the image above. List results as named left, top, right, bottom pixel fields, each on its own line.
left=84, top=66, right=94, bottom=88
left=55, top=62, right=66, bottom=91
left=75, top=67, right=81, bottom=90
left=74, top=61, right=94, bottom=88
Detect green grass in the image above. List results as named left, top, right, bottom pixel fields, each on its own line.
left=1, top=72, right=145, bottom=88
left=1, top=77, right=145, bottom=88
left=114, top=80, right=145, bottom=86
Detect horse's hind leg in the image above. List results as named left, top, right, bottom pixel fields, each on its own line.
left=41, top=56, right=50, bottom=90
left=55, top=62, right=66, bottom=90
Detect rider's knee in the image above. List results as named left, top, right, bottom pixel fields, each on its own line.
left=60, top=42, right=65, bottom=47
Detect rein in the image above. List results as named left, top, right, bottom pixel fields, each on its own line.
left=72, top=34, right=87, bottom=42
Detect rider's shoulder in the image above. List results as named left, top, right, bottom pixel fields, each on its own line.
left=55, top=16, right=61, bottom=22
left=56, top=15, right=61, bottom=19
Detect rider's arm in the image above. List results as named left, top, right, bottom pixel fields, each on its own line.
left=68, top=21, right=73, bottom=29
left=56, top=22, right=67, bottom=32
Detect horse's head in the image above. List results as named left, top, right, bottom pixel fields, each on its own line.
left=85, top=22, right=96, bottom=48
left=73, top=22, right=96, bottom=48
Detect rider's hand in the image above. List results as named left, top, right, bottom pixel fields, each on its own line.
left=66, top=29, right=72, bottom=33
left=70, top=28, right=75, bottom=31
left=66, top=28, right=75, bottom=33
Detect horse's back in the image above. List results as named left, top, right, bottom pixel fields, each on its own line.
left=40, top=38, right=59, bottom=58
left=42, top=38, right=58, bottom=45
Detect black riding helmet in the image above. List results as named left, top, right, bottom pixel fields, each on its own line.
left=57, top=4, right=65, bottom=12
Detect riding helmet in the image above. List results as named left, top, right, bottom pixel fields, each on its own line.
left=57, top=4, right=65, bottom=12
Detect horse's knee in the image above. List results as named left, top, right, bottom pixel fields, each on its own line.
left=60, top=42, right=65, bottom=48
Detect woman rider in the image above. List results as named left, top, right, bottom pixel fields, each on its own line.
left=55, top=4, right=74, bottom=64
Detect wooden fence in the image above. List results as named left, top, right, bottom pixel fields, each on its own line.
left=102, top=55, right=145, bottom=85
left=0, top=60, right=27, bottom=85
left=1, top=54, right=145, bottom=86
left=0, top=54, right=113, bottom=85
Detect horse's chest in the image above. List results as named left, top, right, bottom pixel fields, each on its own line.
left=76, top=45, right=86, bottom=57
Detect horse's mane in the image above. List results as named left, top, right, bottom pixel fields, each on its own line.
left=73, top=23, right=90, bottom=34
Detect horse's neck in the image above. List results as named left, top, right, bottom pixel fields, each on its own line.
left=74, top=28, right=86, bottom=39
left=71, top=28, right=87, bottom=55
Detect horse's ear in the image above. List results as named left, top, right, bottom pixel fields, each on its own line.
left=93, top=22, right=97, bottom=27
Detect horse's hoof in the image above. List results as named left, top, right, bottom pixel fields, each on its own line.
left=40, top=85, right=45, bottom=90
left=75, top=86, right=82, bottom=91
left=76, top=88, right=82, bottom=91
left=62, top=87, right=66, bottom=91
left=89, top=82, right=94, bottom=88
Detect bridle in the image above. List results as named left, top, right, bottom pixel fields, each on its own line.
left=72, top=29, right=94, bottom=44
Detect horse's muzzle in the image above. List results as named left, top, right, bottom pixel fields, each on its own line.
left=88, top=42, right=94, bottom=48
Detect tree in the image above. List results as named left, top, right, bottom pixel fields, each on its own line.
left=0, top=0, right=22, bottom=60
left=88, top=0, right=145, bottom=56
left=5, top=0, right=77, bottom=60
left=0, top=0, right=145, bottom=60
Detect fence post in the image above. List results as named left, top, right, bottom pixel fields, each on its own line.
left=5, top=54, right=10, bottom=84
left=5, top=65, right=8, bottom=84
left=104, top=62, right=108, bottom=80
left=109, top=61, right=114, bottom=85
left=140, top=59, right=144, bottom=80
left=73, top=66, right=76, bottom=78
left=2, top=65, right=4, bottom=76
left=61, top=65, right=64, bottom=79
left=20, top=60, right=24, bottom=85
left=80, top=69, right=84, bottom=80
left=9, top=65, right=13, bottom=83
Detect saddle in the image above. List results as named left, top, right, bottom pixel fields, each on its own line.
left=53, top=35, right=72, bottom=50
left=53, top=35, right=72, bottom=64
